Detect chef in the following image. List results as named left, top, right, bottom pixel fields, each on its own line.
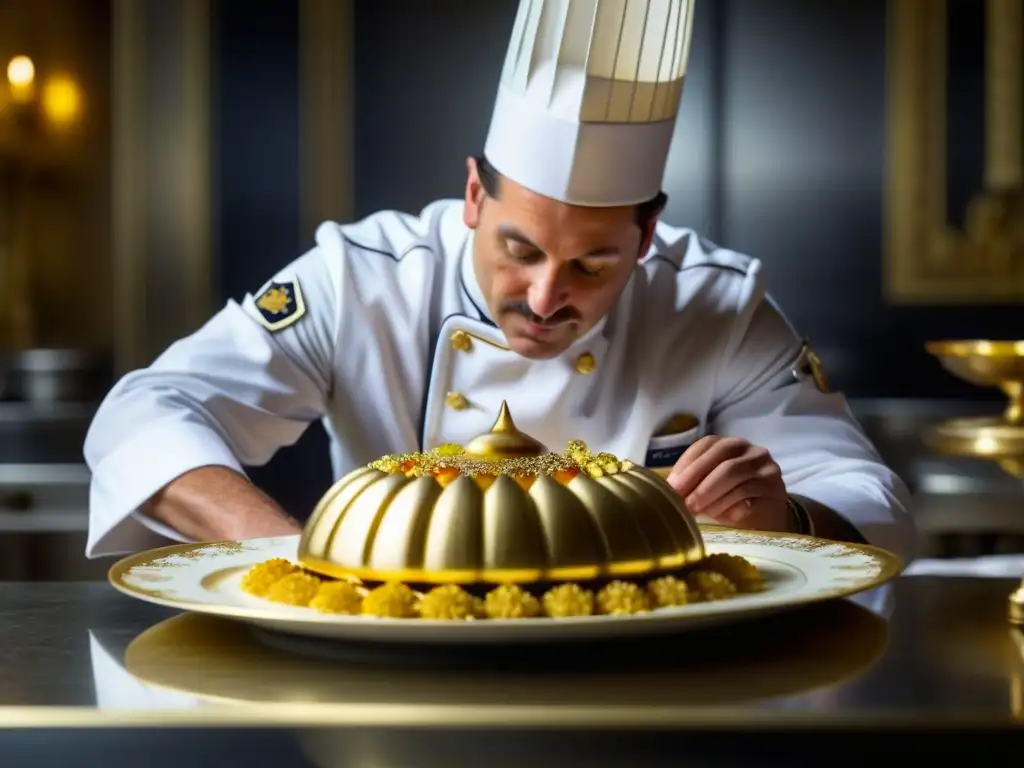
left=83, top=0, right=915, bottom=563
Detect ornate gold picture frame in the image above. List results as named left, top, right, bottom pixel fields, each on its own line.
left=885, top=0, right=1023, bottom=303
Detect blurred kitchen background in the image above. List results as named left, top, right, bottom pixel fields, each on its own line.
left=0, top=0, right=1021, bottom=579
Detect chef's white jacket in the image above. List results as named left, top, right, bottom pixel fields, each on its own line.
left=83, top=199, right=915, bottom=562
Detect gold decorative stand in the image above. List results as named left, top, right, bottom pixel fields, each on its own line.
left=924, top=340, right=1024, bottom=625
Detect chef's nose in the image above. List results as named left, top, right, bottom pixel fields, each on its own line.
left=527, top=266, right=570, bottom=319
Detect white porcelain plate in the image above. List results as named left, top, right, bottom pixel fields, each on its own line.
left=108, top=529, right=902, bottom=644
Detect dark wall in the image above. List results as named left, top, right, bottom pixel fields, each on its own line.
left=352, top=0, right=519, bottom=218
left=352, top=0, right=723, bottom=238
left=212, top=0, right=301, bottom=303
left=212, top=0, right=328, bottom=517
left=713, top=0, right=1016, bottom=400
left=210, top=0, right=1014, bottom=514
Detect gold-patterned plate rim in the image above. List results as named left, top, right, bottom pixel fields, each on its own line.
left=107, top=528, right=904, bottom=628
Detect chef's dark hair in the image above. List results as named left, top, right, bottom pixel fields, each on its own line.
left=473, top=154, right=667, bottom=229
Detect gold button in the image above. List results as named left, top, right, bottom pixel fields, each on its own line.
left=450, top=330, right=472, bottom=352
left=574, top=352, right=596, bottom=375
left=446, top=392, right=469, bottom=410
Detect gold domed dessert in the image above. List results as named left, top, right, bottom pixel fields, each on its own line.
left=296, top=402, right=705, bottom=586
left=240, top=403, right=768, bottom=620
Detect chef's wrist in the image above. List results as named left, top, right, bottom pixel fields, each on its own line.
left=144, top=466, right=299, bottom=542
left=787, top=493, right=867, bottom=545
left=223, top=493, right=301, bottom=541
left=786, top=495, right=815, bottom=537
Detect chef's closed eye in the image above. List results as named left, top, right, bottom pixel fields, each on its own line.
left=644, top=426, right=700, bottom=468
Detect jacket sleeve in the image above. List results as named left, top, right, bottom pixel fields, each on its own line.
left=84, top=244, right=340, bottom=558
left=704, top=264, right=916, bottom=565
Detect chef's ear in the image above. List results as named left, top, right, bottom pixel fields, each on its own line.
left=464, top=156, right=490, bottom=229
left=636, top=191, right=666, bottom=258
left=638, top=219, right=658, bottom=257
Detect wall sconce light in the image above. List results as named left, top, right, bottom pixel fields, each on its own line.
left=41, top=74, right=82, bottom=129
left=6, top=54, right=35, bottom=103
left=3, top=54, right=83, bottom=132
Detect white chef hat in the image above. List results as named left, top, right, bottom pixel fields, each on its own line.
left=483, top=0, right=697, bottom=208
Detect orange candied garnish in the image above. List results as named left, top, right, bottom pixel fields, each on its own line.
left=434, top=467, right=462, bottom=487
left=513, top=475, right=536, bottom=491
left=554, top=468, right=579, bottom=485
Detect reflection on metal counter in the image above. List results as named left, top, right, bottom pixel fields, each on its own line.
left=70, top=577, right=1019, bottom=767
left=0, top=579, right=1015, bottom=765
left=115, top=598, right=889, bottom=710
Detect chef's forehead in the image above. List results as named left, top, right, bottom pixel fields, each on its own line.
left=485, top=183, right=640, bottom=250
left=477, top=158, right=662, bottom=251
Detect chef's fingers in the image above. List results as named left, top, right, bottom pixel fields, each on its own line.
left=699, top=488, right=759, bottom=524
left=666, top=436, right=747, bottom=498
left=684, top=448, right=769, bottom=511
left=669, top=435, right=718, bottom=467
left=691, top=476, right=766, bottom=521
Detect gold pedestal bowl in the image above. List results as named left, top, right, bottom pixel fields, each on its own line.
left=924, top=340, right=1024, bottom=477
left=924, top=340, right=1024, bottom=627
left=297, top=402, right=705, bottom=587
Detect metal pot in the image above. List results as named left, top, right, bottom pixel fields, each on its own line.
left=4, top=348, right=104, bottom=404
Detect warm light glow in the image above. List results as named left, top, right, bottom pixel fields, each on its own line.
left=6, top=55, right=35, bottom=103
left=976, top=435, right=999, bottom=454
left=41, top=74, right=82, bottom=127
left=6, top=55, right=34, bottom=87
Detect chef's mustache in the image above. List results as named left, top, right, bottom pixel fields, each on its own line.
left=501, top=301, right=579, bottom=326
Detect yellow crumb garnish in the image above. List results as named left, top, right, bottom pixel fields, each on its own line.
left=240, top=557, right=299, bottom=597
left=646, top=575, right=689, bottom=607
left=309, top=580, right=364, bottom=614
left=373, top=457, right=403, bottom=474
left=366, top=439, right=633, bottom=479
left=542, top=583, right=595, bottom=617
left=418, top=584, right=479, bottom=620
left=686, top=570, right=738, bottom=602
left=471, top=596, right=486, bottom=618
left=597, top=580, right=650, bottom=615
left=430, top=443, right=464, bottom=456
left=265, top=571, right=322, bottom=606
left=565, top=439, right=591, bottom=460
left=362, top=581, right=419, bottom=618
left=701, top=553, right=764, bottom=592
left=484, top=584, right=541, bottom=619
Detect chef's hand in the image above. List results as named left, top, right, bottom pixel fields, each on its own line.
left=665, top=436, right=792, bottom=532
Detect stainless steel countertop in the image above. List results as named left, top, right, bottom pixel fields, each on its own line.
left=0, top=578, right=1020, bottom=722
left=0, top=580, right=1023, bottom=765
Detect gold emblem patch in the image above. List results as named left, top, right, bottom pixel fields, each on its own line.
left=257, top=287, right=291, bottom=315
left=793, top=342, right=829, bottom=393
left=252, top=278, right=306, bottom=332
